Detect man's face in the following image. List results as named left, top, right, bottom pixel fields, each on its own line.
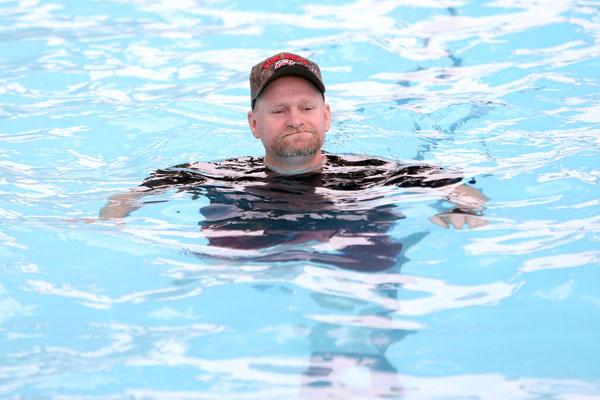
left=247, top=76, right=331, bottom=165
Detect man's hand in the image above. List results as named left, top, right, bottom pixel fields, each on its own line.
left=430, top=211, right=489, bottom=229
left=431, top=183, right=490, bottom=229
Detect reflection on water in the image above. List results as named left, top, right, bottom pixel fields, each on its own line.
left=1, top=0, right=600, bottom=398
left=118, top=153, right=469, bottom=396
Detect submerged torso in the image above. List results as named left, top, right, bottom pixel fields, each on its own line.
left=140, top=154, right=463, bottom=272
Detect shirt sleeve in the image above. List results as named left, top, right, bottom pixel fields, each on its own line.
left=384, top=165, right=463, bottom=188
left=140, top=163, right=207, bottom=189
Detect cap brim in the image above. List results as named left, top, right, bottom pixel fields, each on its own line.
left=251, top=64, right=325, bottom=104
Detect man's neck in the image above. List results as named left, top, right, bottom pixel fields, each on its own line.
left=264, top=153, right=325, bottom=176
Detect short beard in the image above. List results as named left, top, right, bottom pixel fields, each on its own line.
left=270, top=130, right=322, bottom=158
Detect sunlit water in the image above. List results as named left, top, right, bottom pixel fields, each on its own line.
left=1, top=0, right=599, bottom=399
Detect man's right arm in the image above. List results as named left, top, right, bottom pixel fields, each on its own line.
left=98, top=163, right=206, bottom=220
left=98, top=188, right=148, bottom=219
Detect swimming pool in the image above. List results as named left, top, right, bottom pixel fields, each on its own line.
left=1, top=0, right=599, bottom=398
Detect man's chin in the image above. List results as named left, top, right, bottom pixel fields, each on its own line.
left=275, top=148, right=319, bottom=158
left=272, top=137, right=321, bottom=159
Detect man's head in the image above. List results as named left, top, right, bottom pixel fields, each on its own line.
left=247, top=52, right=330, bottom=173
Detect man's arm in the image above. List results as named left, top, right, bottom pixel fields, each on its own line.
left=98, top=188, right=149, bottom=219
left=384, top=163, right=488, bottom=230
left=430, top=184, right=489, bottom=229
left=98, top=164, right=204, bottom=220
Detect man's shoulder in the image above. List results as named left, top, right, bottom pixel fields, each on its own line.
left=325, top=153, right=396, bottom=168
left=185, top=156, right=265, bottom=176
left=324, top=153, right=463, bottom=189
left=141, top=156, right=266, bottom=189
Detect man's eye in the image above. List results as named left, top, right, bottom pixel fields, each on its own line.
left=303, top=106, right=315, bottom=111
left=271, top=109, right=284, bottom=114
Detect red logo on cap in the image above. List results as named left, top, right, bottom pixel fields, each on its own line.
left=262, top=53, right=309, bottom=69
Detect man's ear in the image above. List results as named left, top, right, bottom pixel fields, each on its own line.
left=324, top=103, right=331, bottom=133
left=247, top=110, right=260, bottom=138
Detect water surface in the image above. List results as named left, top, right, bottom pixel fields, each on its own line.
left=1, top=0, right=599, bottom=398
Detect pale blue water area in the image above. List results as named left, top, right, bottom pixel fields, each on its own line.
left=1, top=0, right=599, bottom=398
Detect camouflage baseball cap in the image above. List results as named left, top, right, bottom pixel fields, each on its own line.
left=250, top=52, right=325, bottom=109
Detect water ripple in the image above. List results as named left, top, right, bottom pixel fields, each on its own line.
left=465, top=215, right=600, bottom=256
left=2, top=0, right=600, bottom=398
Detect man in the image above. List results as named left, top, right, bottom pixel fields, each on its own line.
left=100, top=52, right=488, bottom=271
left=99, top=52, right=489, bottom=395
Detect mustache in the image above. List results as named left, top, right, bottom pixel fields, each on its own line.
left=281, top=127, right=317, bottom=137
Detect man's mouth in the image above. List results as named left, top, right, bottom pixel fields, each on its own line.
left=283, top=130, right=312, bottom=138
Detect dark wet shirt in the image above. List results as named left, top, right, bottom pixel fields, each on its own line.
left=140, top=154, right=463, bottom=272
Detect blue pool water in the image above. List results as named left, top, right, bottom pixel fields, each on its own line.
left=1, top=0, right=599, bottom=398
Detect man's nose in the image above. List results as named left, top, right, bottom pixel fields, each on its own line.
left=286, top=108, right=303, bottom=128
